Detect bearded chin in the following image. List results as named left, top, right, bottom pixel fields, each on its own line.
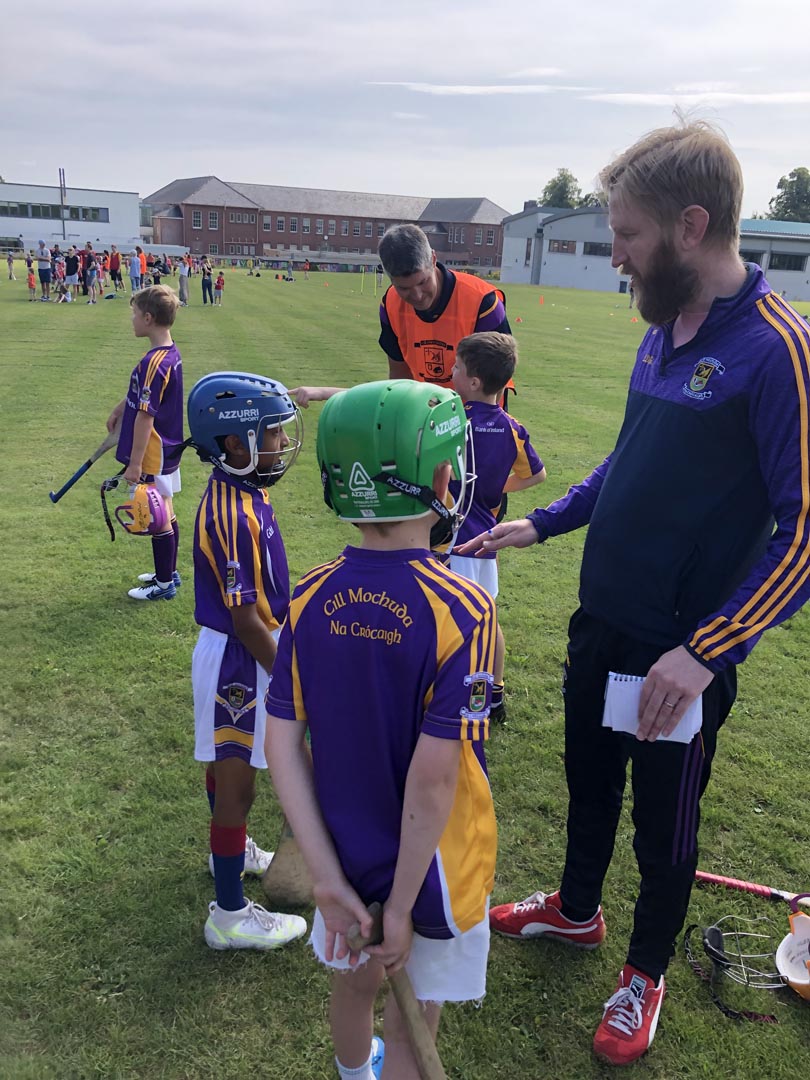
left=634, top=250, right=701, bottom=327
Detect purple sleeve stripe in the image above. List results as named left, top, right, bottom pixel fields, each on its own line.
left=689, top=295, right=810, bottom=663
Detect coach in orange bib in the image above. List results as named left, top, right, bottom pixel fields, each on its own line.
left=291, top=224, right=511, bottom=408
left=377, top=224, right=510, bottom=387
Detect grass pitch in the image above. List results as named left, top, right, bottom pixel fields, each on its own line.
left=1, top=271, right=809, bottom=1079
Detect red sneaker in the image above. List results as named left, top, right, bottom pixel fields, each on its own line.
left=593, top=964, right=665, bottom=1065
left=489, top=890, right=606, bottom=948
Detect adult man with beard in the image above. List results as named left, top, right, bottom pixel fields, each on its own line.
left=457, top=119, right=810, bottom=1065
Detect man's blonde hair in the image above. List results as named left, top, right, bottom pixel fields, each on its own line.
left=599, top=117, right=743, bottom=249
left=131, top=284, right=180, bottom=327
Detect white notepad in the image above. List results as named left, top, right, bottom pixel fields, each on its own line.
left=603, top=672, right=703, bottom=744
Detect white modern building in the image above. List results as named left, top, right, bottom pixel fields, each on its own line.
left=501, top=205, right=810, bottom=302
left=0, top=181, right=141, bottom=253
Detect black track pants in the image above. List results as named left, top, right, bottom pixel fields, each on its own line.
left=558, top=607, right=736, bottom=980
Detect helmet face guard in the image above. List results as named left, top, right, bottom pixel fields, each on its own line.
left=317, top=380, right=475, bottom=543
left=187, top=371, right=302, bottom=485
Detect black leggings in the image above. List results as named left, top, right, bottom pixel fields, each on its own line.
left=558, top=607, right=736, bottom=980
left=202, top=277, right=213, bottom=304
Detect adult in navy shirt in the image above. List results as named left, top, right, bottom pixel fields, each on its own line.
left=458, top=120, right=810, bottom=1065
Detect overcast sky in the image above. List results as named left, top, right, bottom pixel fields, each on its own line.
left=4, top=0, right=810, bottom=217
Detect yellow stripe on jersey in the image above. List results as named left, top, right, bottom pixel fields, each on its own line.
left=209, top=479, right=228, bottom=556
left=510, top=424, right=534, bottom=478
left=197, top=492, right=227, bottom=602
left=476, top=295, right=499, bottom=321
left=436, top=743, right=497, bottom=932
left=690, top=294, right=810, bottom=661
left=238, top=488, right=276, bottom=630
left=138, top=349, right=167, bottom=413
left=413, top=574, right=465, bottom=718
left=214, top=726, right=255, bottom=749
left=288, top=559, right=346, bottom=631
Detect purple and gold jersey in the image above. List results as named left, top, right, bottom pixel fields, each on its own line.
left=193, top=468, right=290, bottom=636
left=116, top=343, right=184, bottom=476
left=453, top=401, right=543, bottom=557
left=267, top=546, right=497, bottom=939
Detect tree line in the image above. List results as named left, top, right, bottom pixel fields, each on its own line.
left=539, top=166, right=810, bottom=223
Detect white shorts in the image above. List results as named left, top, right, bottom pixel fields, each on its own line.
left=65, top=273, right=79, bottom=285
left=193, top=625, right=279, bottom=769
left=152, top=470, right=181, bottom=498
left=309, top=901, right=490, bottom=1003
left=449, top=554, right=498, bottom=599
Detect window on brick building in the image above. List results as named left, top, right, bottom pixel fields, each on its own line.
left=263, top=216, right=272, bottom=232
left=302, top=218, right=311, bottom=234
left=277, top=217, right=285, bottom=232
left=486, top=228, right=494, bottom=245
left=209, top=244, right=219, bottom=254
left=365, top=222, right=373, bottom=237
left=377, top=223, right=385, bottom=237
left=192, top=210, right=202, bottom=230
left=328, top=220, right=336, bottom=235
left=341, top=220, right=349, bottom=236
left=209, top=211, right=219, bottom=229
left=475, top=227, right=483, bottom=245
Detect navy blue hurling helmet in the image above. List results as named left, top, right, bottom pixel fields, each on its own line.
left=187, top=371, right=302, bottom=484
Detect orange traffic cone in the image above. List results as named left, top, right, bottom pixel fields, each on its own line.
left=515, top=317, right=523, bottom=323
left=539, top=295, right=544, bottom=305
left=631, top=316, right=638, bottom=323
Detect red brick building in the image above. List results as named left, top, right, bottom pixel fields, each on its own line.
left=143, top=177, right=510, bottom=268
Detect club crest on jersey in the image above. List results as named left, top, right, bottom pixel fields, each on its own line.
left=226, top=560, right=241, bottom=593
left=460, top=670, right=494, bottom=718
left=139, top=387, right=151, bottom=404
left=215, top=682, right=256, bottom=724
left=683, top=357, right=725, bottom=400
left=228, top=683, right=246, bottom=710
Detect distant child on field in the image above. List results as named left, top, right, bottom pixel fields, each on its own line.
left=214, top=272, right=225, bottom=305
left=106, top=285, right=184, bottom=601
left=55, top=281, right=73, bottom=303
left=186, top=371, right=307, bottom=952
left=27, top=269, right=37, bottom=300
left=266, top=380, right=497, bottom=1079
left=451, top=332, right=546, bottom=722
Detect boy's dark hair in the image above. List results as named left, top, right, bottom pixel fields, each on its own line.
left=131, top=284, right=180, bottom=327
left=457, top=332, right=517, bottom=396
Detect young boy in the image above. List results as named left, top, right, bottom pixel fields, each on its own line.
left=266, top=380, right=497, bottom=1079
left=106, top=285, right=184, bottom=600
left=27, top=268, right=37, bottom=300
left=186, top=371, right=307, bottom=951
left=450, top=332, right=546, bottom=722
left=214, top=272, right=225, bottom=305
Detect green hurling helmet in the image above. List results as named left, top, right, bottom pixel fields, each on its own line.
left=317, top=380, right=475, bottom=531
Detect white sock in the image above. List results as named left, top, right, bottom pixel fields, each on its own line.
left=335, top=1053, right=373, bottom=1080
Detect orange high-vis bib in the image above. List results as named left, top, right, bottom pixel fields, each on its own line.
left=384, top=273, right=504, bottom=388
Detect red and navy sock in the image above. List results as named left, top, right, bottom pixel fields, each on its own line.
left=205, top=768, right=216, bottom=814
left=210, top=822, right=246, bottom=911
left=171, top=517, right=180, bottom=573
left=152, top=529, right=175, bottom=588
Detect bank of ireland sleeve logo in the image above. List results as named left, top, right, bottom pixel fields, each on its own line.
left=349, top=462, right=380, bottom=507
